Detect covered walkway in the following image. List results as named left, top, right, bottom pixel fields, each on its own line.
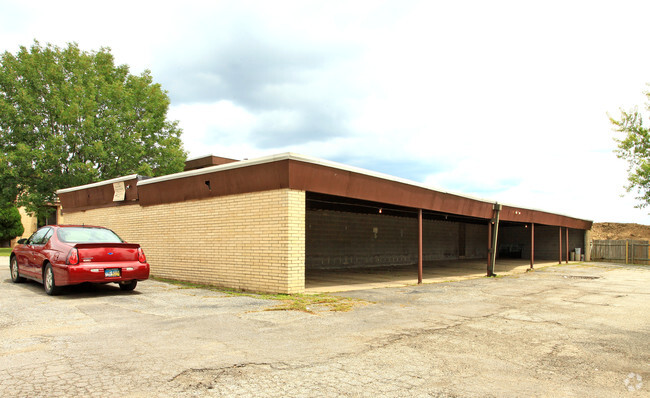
left=305, top=259, right=561, bottom=293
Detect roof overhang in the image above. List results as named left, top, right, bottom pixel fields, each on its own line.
left=57, top=153, right=593, bottom=230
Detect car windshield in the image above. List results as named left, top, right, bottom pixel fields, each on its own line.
left=57, top=227, right=124, bottom=243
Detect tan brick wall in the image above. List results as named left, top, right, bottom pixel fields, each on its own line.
left=62, top=189, right=306, bottom=294
left=10, top=205, right=63, bottom=248
left=10, top=207, right=38, bottom=247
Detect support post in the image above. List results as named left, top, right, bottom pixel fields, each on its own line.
left=487, top=220, right=493, bottom=275
left=625, top=240, right=629, bottom=265
left=418, top=208, right=423, bottom=284
left=488, top=203, right=501, bottom=276
left=530, top=223, right=535, bottom=269
left=584, top=229, right=592, bottom=261
left=559, top=227, right=562, bottom=264
left=565, top=227, right=569, bottom=264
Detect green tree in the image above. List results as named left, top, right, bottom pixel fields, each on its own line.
left=0, top=204, right=24, bottom=242
left=0, top=41, right=187, bottom=217
left=611, top=88, right=650, bottom=209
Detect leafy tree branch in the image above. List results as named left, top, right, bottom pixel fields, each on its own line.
left=0, top=41, right=187, bottom=217
left=612, top=87, right=650, bottom=209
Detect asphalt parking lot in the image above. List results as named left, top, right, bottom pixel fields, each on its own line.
left=1, top=257, right=648, bottom=397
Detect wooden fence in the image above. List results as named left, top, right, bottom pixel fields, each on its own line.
left=591, top=240, right=650, bottom=265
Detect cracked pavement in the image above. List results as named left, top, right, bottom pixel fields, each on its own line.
left=1, top=257, right=649, bottom=397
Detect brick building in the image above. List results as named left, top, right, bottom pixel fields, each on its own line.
left=5, top=205, right=61, bottom=248
left=56, top=153, right=592, bottom=294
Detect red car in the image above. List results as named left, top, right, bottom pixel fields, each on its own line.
left=10, top=225, right=150, bottom=295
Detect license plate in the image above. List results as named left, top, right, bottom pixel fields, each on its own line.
left=105, top=268, right=121, bottom=278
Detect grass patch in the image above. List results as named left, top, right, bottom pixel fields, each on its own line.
left=0, top=248, right=12, bottom=257
left=152, top=277, right=366, bottom=314
left=574, top=262, right=609, bottom=268
left=265, top=294, right=362, bottom=313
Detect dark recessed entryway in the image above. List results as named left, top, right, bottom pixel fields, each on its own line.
left=304, top=193, right=585, bottom=293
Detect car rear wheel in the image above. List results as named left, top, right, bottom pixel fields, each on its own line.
left=119, top=280, right=138, bottom=291
left=10, top=256, right=25, bottom=283
left=44, top=263, right=60, bottom=296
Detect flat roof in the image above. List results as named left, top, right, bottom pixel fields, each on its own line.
left=56, top=174, right=140, bottom=194
left=139, top=152, right=493, bottom=202
left=56, top=152, right=592, bottom=229
left=137, top=152, right=586, bottom=219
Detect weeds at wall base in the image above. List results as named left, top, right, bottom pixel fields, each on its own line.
left=151, top=276, right=367, bottom=314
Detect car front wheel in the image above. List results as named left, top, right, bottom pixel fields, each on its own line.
left=119, top=280, right=137, bottom=291
left=10, top=256, right=25, bottom=283
left=44, top=263, right=60, bottom=296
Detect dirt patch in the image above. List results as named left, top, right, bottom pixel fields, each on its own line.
left=592, top=222, right=650, bottom=242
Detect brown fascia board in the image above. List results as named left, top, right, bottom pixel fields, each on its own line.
left=184, top=155, right=239, bottom=171
left=56, top=174, right=143, bottom=213
left=288, top=160, right=591, bottom=230
left=134, top=153, right=592, bottom=230
left=50, top=153, right=593, bottom=230
left=137, top=160, right=290, bottom=206
left=499, top=205, right=592, bottom=230
left=286, top=159, right=496, bottom=219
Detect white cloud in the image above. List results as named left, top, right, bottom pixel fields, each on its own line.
left=3, top=0, right=650, bottom=223
left=168, top=101, right=258, bottom=159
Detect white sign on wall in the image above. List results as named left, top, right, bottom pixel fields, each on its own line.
left=113, top=181, right=126, bottom=201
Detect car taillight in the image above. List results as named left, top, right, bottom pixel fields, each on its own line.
left=138, top=247, right=146, bottom=263
left=67, top=248, right=79, bottom=265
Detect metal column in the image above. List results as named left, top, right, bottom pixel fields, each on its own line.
left=559, top=227, right=562, bottom=264
left=488, top=203, right=501, bottom=276
left=418, top=209, right=423, bottom=284
left=487, top=220, right=493, bottom=275
left=530, top=223, right=535, bottom=269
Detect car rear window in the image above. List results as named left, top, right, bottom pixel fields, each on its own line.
left=57, top=227, right=124, bottom=243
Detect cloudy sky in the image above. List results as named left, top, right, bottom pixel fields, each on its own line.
left=2, top=0, right=650, bottom=224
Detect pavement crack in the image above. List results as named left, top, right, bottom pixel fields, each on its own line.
left=169, top=361, right=292, bottom=383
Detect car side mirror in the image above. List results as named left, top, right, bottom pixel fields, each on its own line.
left=17, top=238, right=27, bottom=244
